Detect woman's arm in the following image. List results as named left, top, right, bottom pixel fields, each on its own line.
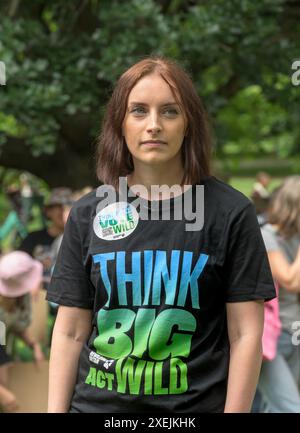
left=48, top=305, right=92, bottom=413
left=224, top=300, right=264, bottom=413
left=267, top=247, right=300, bottom=293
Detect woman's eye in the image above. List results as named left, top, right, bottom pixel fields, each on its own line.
left=163, top=108, right=179, bottom=116
left=130, top=106, right=146, bottom=115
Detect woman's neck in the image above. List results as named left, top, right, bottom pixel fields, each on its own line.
left=128, top=162, right=184, bottom=190
left=127, top=162, right=186, bottom=200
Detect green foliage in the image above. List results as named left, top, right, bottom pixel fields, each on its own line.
left=217, top=85, right=293, bottom=157
left=0, top=0, right=299, bottom=180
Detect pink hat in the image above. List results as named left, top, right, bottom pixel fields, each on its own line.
left=0, top=251, right=43, bottom=298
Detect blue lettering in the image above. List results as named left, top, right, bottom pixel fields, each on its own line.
left=116, top=251, right=141, bottom=306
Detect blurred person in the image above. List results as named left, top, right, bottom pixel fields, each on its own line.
left=260, top=176, right=300, bottom=387
left=19, top=173, right=35, bottom=224
left=251, top=172, right=271, bottom=224
left=50, top=188, right=92, bottom=265
left=47, top=57, right=275, bottom=413
left=254, top=281, right=300, bottom=412
left=48, top=189, right=93, bottom=342
left=0, top=186, right=27, bottom=249
left=19, top=188, right=72, bottom=290
left=48, top=190, right=93, bottom=320
left=19, top=173, right=45, bottom=226
left=72, top=186, right=93, bottom=201
left=0, top=251, right=45, bottom=413
left=49, top=201, right=73, bottom=265
left=48, top=194, right=75, bottom=321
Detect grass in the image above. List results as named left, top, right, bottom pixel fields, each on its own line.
left=229, top=177, right=283, bottom=197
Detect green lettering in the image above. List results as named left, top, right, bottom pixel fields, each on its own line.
left=105, top=372, right=115, bottom=391
left=131, top=308, right=156, bottom=358
left=169, top=358, right=188, bottom=394
left=96, top=370, right=106, bottom=388
left=126, top=209, right=133, bottom=222
left=149, top=309, right=196, bottom=360
left=112, top=224, right=122, bottom=234
left=94, top=309, right=135, bottom=359
left=154, top=362, right=168, bottom=395
left=144, top=361, right=154, bottom=395
left=85, top=367, right=96, bottom=386
left=116, top=357, right=146, bottom=395
left=100, top=219, right=108, bottom=229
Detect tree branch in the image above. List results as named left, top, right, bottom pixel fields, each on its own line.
left=8, top=0, right=21, bottom=17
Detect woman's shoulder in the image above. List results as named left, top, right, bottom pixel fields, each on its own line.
left=70, top=188, right=100, bottom=222
left=72, top=188, right=99, bottom=209
left=201, top=176, right=252, bottom=213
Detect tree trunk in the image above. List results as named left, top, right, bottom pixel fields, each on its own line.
left=0, top=137, right=98, bottom=188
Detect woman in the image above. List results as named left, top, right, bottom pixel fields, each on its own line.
left=257, top=176, right=300, bottom=411
left=255, top=282, right=300, bottom=412
left=0, top=251, right=45, bottom=413
left=47, top=57, right=275, bottom=413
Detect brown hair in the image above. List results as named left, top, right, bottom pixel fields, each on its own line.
left=0, top=295, right=24, bottom=313
left=267, top=176, right=300, bottom=239
left=96, top=56, right=212, bottom=189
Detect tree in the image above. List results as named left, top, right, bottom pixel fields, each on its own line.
left=0, top=0, right=299, bottom=187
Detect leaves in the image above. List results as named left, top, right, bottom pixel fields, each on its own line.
left=0, top=0, right=299, bottom=175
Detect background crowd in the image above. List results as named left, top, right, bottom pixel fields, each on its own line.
left=0, top=175, right=92, bottom=412
left=0, top=171, right=300, bottom=412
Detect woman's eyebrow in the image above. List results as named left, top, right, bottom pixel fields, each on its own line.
left=128, top=101, right=179, bottom=106
left=161, top=102, right=180, bottom=107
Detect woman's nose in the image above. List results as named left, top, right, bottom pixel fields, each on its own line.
left=146, top=112, right=162, bottom=134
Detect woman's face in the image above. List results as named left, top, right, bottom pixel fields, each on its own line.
left=122, top=73, right=187, bottom=168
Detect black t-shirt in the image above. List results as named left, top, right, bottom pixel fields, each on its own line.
left=47, top=176, right=276, bottom=413
left=19, top=228, right=55, bottom=258
left=20, top=228, right=56, bottom=288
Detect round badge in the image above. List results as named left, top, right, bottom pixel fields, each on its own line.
left=93, top=202, right=139, bottom=241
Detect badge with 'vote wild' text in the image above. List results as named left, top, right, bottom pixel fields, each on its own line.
left=93, top=202, right=139, bottom=241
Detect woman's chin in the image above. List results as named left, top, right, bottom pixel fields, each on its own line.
left=135, top=153, right=176, bottom=166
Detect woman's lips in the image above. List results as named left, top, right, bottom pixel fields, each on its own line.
left=140, top=141, right=167, bottom=148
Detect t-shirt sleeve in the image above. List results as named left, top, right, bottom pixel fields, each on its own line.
left=46, top=208, right=95, bottom=309
left=223, top=203, right=276, bottom=303
left=261, top=227, right=280, bottom=252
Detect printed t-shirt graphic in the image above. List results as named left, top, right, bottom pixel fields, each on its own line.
left=86, top=248, right=209, bottom=395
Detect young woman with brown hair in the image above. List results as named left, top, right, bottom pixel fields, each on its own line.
left=47, top=57, right=275, bottom=413
left=261, top=176, right=300, bottom=383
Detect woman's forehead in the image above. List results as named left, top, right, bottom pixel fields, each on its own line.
left=128, top=73, right=180, bottom=104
